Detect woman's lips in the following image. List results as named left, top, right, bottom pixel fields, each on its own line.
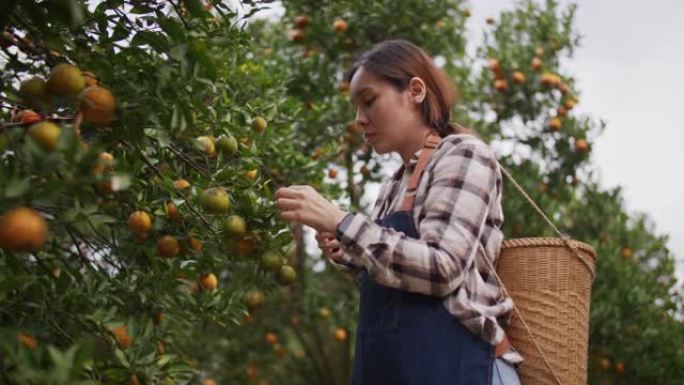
left=364, top=133, right=377, bottom=141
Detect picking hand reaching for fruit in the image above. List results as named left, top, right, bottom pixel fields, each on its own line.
left=315, top=231, right=345, bottom=262
left=274, top=185, right=349, bottom=234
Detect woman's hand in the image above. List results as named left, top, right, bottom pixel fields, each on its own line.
left=315, top=231, right=345, bottom=261
left=274, top=185, right=349, bottom=234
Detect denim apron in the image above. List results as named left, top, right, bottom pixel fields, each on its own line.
left=350, top=209, right=494, bottom=385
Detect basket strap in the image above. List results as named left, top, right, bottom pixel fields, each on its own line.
left=495, top=162, right=595, bottom=280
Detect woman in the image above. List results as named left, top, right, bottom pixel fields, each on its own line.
left=275, top=39, right=523, bottom=385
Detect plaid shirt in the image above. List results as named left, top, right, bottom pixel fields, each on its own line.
left=332, top=133, right=524, bottom=365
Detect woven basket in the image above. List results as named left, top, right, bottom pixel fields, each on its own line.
left=496, top=237, right=597, bottom=385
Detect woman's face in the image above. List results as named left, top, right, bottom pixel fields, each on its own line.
left=349, top=66, right=424, bottom=155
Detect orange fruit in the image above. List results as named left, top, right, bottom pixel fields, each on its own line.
left=614, top=361, right=625, bottom=374
left=251, top=116, right=267, bottom=132
left=244, top=168, right=258, bottom=180
left=202, top=380, right=217, bottom=385
left=294, top=15, right=310, bottom=28
left=337, top=81, right=350, bottom=93
left=157, top=235, right=180, bottom=258
left=244, top=289, right=265, bottom=310
left=274, top=345, right=287, bottom=358
left=575, top=138, right=589, bottom=152
left=277, top=265, right=297, bottom=285
left=200, top=187, right=230, bottom=213
left=531, top=57, right=543, bottom=71
left=236, top=237, right=255, bottom=257
left=564, top=98, right=578, bottom=110
left=347, top=122, right=362, bottom=135
left=333, top=328, right=347, bottom=342
left=128, top=211, right=152, bottom=234
left=462, top=9, right=472, bottom=17
left=290, top=315, right=301, bottom=328
left=485, top=17, right=495, bottom=25
left=333, top=18, right=348, bottom=32
left=82, top=71, right=98, bottom=87
left=319, top=307, right=330, bottom=319
left=110, top=325, right=131, bottom=350
left=28, top=121, right=61, bottom=152
left=361, top=164, right=371, bottom=177
left=79, top=86, right=116, bottom=125
left=328, top=169, right=338, bottom=178
left=0, top=207, right=48, bottom=252
left=621, top=247, right=633, bottom=258
left=19, top=76, right=52, bottom=108
left=288, top=29, right=305, bottom=42
left=548, top=117, right=562, bottom=131
left=194, top=136, right=216, bottom=157
left=246, top=364, right=258, bottom=380
left=13, top=109, right=42, bottom=125
left=199, top=273, right=218, bottom=291
left=540, top=72, right=561, bottom=87
left=512, top=71, right=526, bottom=85
left=557, top=106, right=568, bottom=117
left=184, top=235, right=202, bottom=254
left=17, top=332, right=38, bottom=349
left=225, top=215, right=247, bottom=238
left=488, top=58, right=500, bottom=72
left=165, top=201, right=181, bottom=222
left=173, top=178, right=191, bottom=189
left=435, top=20, right=446, bottom=28
left=46, top=63, right=85, bottom=98
left=599, top=357, right=610, bottom=370
left=494, top=79, right=508, bottom=92
left=265, top=332, right=278, bottom=345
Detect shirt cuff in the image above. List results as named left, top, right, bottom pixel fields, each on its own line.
left=335, top=212, right=356, bottom=242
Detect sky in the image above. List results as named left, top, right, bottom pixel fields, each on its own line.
left=242, top=0, right=684, bottom=278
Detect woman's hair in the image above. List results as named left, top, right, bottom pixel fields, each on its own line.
left=346, top=39, right=475, bottom=138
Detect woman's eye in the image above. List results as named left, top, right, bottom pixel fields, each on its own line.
left=364, top=97, right=376, bottom=107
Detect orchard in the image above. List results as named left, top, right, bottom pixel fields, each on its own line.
left=1, top=1, right=682, bottom=384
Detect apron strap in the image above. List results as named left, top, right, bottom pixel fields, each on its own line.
left=399, top=129, right=442, bottom=212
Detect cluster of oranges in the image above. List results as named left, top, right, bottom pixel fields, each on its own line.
left=488, top=50, right=587, bottom=153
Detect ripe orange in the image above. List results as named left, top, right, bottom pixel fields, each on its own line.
left=328, top=169, right=338, bottom=178
left=531, top=57, right=543, bottom=71
left=265, top=332, right=278, bottom=345
left=46, top=63, right=86, bottom=98
left=274, top=345, right=287, bottom=358
left=361, top=164, right=371, bottom=177
left=294, top=15, right=310, bottom=28
left=494, top=79, right=508, bottom=92
left=157, top=235, right=180, bottom=258
left=244, top=169, right=258, bottom=180
left=110, top=324, right=131, bottom=350
left=13, top=109, right=42, bottom=125
left=236, top=237, right=255, bottom=257
left=435, top=20, right=446, bottom=28
left=17, top=332, right=38, bottom=349
left=599, top=357, right=610, bottom=370
left=251, top=116, right=267, bottom=132
left=202, top=379, right=217, bottom=385
left=564, top=98, right=578, bottom=110
left=82, top=71, right=98, bottom=87
left=548, top=117, right=562, bottom=131
left=79, top=86, right=116, bottom=125
left=0, top=207, right=48, bottom=252
left=540, top=72, right=561, bottom=87
left=28, top=121, right=61, bottom=152
left=512, top=71, right=526, bottom=85
left=575, top=138, right=589, bottom=152
left=199, top=273, right=218, bottom=291
left=485, top=17, right=495, bottom=25
left=246, top=364, right=258, bottom=380
left=333, top=328, right=347, bottom=342
left=184, top=234, right=202, bottom=254
left=557, top=106, right=568, bottom=117
left=165, top=201, right=181, bottom=222
left=173, top=178, right=191, bottom=189
left=621, top=247, right=633, bottom=258
left=614, top=361, right=625, bottom=374
left=128, top=211, right=152, bottom=234
left=488, top=58, right=500, bottom=72
left=194, top=136, right=216, bottom=157
left=462, top=9, right=472, bottom=17
left=333, top=18, right=348, bottom=32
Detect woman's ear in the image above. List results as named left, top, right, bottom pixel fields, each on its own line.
left=408, top=77, right=426, bottom=104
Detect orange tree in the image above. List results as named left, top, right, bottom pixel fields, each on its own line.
left=0, top=1, right=328, bottom=384
left=1, top=1, right=683, bottom=385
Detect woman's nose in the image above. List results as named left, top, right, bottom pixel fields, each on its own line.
left=355, top=108, right=368, bottom=126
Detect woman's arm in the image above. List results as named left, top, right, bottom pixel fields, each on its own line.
left=335, top=138, right=500, bottom=297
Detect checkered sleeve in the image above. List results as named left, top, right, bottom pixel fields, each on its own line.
left=334, top=139, right=500, bottom=297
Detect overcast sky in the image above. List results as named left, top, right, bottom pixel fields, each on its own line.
left=245, top=1, right=683, bottom=279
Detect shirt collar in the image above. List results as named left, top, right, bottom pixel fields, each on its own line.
left=392, top=147, right=423, bottom=181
